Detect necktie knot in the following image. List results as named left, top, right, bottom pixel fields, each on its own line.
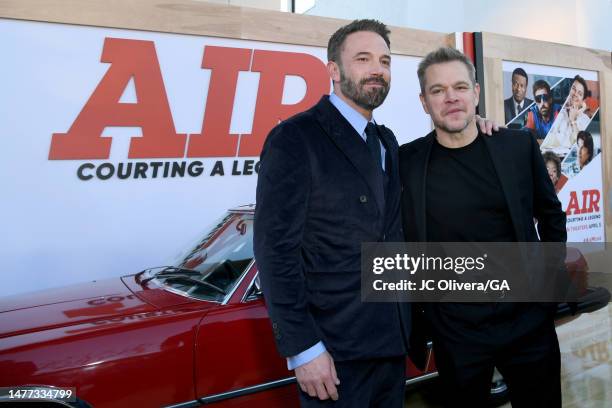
left=365, top=123, right=382, bottom=170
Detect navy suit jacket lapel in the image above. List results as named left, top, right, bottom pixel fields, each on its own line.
left=314, top=97, right=385, bottom=216
left=378, top=124, right=396, bottom=178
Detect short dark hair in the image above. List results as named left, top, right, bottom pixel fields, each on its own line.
left=417, top=47, right=476, bottom=93
left=512, top=68, right=528, bottom=84
left=542, top=151, right=561, bottom=176
left=577, top=130, right=594, bottom=160
left=327, top=19, right=390, bottom=64
left=572, top=75, right=589, bottom=98
left=533, top=79, right=551, bottom=96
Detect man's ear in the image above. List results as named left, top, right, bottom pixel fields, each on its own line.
left=474, top=83, right=481, bottom=107
left=327, top=61, right=340, bottom=83
left=419, top=93, right=429, bottom=114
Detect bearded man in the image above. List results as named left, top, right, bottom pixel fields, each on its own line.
left=254, top=19, right=410, bottom=407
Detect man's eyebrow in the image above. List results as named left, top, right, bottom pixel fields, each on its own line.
left=352, top=51, right=372, bottom=58
left=427, top=80, right=470, bottom=91
left=352, top=51, right=391, bottom=59
left=427, top=83, right=443, bottom=91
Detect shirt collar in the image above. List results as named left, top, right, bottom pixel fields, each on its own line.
left=329, top=92, right=374, bottom=137
left=515, top=99, right=523, bottom=110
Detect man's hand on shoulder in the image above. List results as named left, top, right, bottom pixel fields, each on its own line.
left=475, top=114, right=500, bottom=135
left=295, top=351, right=340, bottom=401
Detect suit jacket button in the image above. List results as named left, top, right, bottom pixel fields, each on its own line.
left=359, top=195, right=367, bottom=203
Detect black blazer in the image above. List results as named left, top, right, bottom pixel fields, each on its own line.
left=504, top=97, right=533, bottom=124
left=399, top=128, right=566, bottom=243
left=254, top=96, right=410, bottom=362
left=399, top=128, right=566, bottom=365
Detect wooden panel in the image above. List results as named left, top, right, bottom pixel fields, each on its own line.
left=481, top=32, right=611, bottom=72
left=483, top=57, right=504, bottom=125
left=0, top=0, right=452, bottom=56
left=601, top=69, right=612, bottom=242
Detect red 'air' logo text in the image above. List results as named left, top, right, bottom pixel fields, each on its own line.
left=49, top=37, right=329, bottom=160
left=565, top=190, right=600, bottom=215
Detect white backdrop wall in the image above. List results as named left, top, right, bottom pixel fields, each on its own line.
left=306, top=0, right=612, bottom=51
left=0, top=18, right=430, bottom=297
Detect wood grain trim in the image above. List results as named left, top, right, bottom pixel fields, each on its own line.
left=600, top=69, right=612, bottom=242
left=482, top=57, right=504, bottom=125
left=0, top=0, right=452, bottom=56
left=480, top=32, right=611, bottom=72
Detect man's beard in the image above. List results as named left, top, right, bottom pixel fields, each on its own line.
left=339, top=68, right=389, bottom=111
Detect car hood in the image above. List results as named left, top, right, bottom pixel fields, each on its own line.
left=0, top=277, right=157, bottom=338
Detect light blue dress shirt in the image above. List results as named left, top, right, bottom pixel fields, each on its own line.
left=329, top=93, right=386, bottom=170
left=286, top=93, right=386, bottom=371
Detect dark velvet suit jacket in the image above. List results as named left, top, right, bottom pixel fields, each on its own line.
left=254, top=96, right=410, bottom=362
left=399, top=127, right=567, bottom=365
left=504, top=96, right=533, bottom=124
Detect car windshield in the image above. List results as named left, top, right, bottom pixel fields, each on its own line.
left=159, top=212, right=254, bottom=302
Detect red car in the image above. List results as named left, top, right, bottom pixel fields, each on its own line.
left=0, top=205, right=609, bottom=407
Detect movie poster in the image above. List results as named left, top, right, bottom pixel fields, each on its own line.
left=502, top=61, right=603, bottom=242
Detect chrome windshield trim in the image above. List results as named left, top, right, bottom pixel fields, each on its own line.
left=153, top=280, right=223, bottom=304
left=149, top=258, right=254, bottom=305
left=198, top=377, right=296, bottom=404
left=222, top=258, right=255, bottom=305
left=240, top=270, right=260, bottom=303
left=405, top=371, right=439, bottom=386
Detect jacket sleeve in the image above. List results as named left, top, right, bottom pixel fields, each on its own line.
left=530, top=134, right=567, bottom=242
left=253, top=121, right=321, bottom=357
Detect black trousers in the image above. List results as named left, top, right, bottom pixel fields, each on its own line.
left=298, top=356, right=406, bottom=408
left=430, top=304, right=561, bottom=408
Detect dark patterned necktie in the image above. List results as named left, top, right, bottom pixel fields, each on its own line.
left=365, top=122, right=382, bottom=170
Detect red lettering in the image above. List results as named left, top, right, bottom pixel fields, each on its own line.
left=566, top=191, right=581, bottom=215
left=581, top=190, right=589, bottom=212
left=238, top=50, right=329, bottom=156
left=49, top=38, right=186, bottom=159
left=187, top=46, right=252, bottom=157
left=588, top=189, right=601, bottom=213
left=565, top=189, right=601, bottom=215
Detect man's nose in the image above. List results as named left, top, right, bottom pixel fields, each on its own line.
left=444, top=88, right=459, bottom=101
left=369, top=61, right=385, bottom=76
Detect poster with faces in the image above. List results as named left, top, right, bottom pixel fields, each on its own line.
left=502, top=61, right=603, bottom=242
